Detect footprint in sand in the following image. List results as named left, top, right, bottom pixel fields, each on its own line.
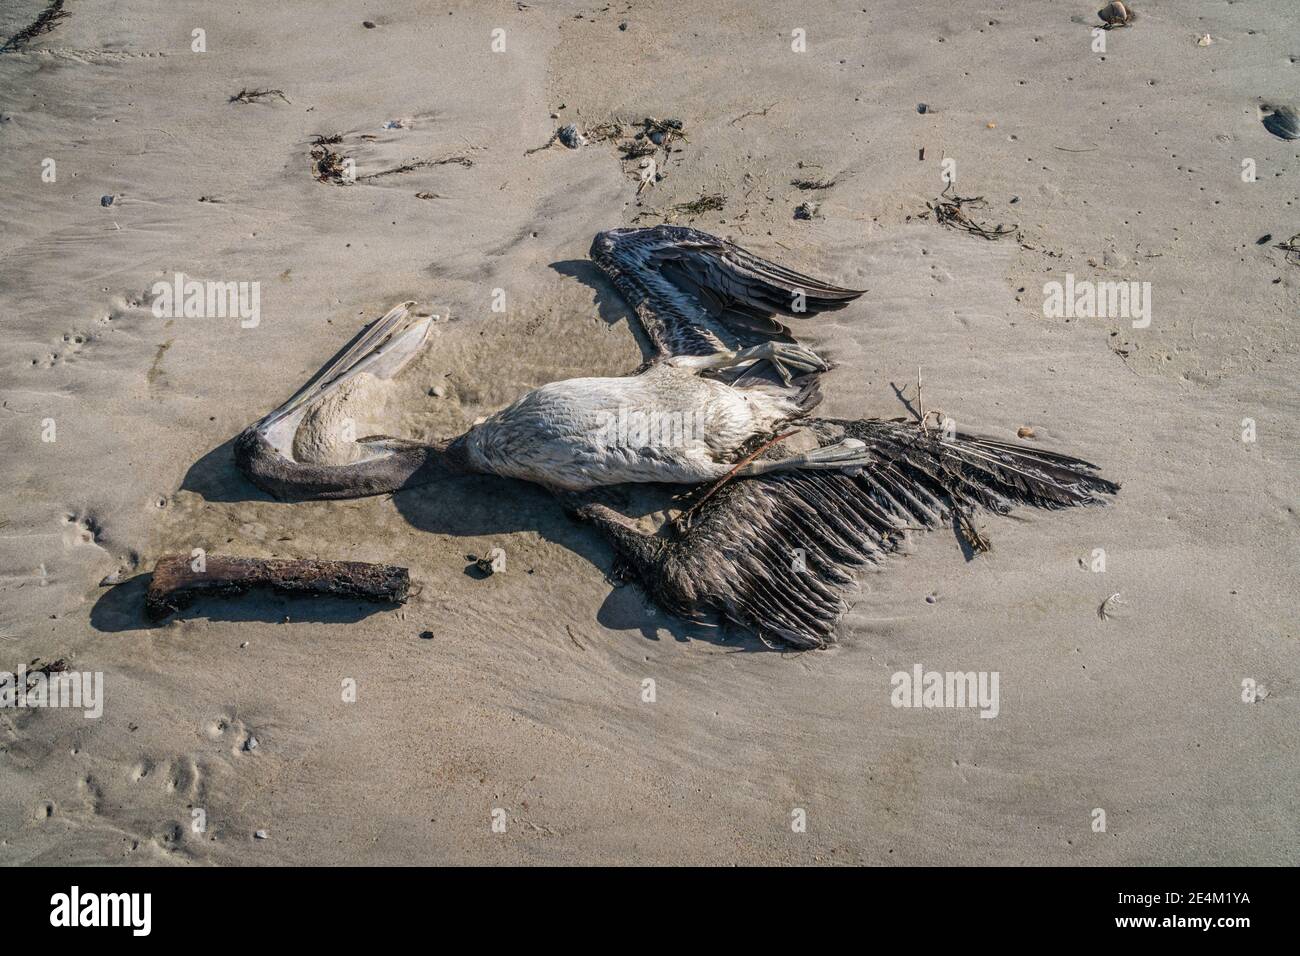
left=204, top=712, right=263, bottom=758
left=61, top=512, right=105, bottom=550
left=30, top=331, right=91, bottom=369
left=165, top=754, right=206, bottom=801
left=78, top=775, right=103, bottom=814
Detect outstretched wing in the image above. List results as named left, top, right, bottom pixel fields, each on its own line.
left=589, top=225, right=865, bottom=360
left=598, top=418, right=1118, bottom=650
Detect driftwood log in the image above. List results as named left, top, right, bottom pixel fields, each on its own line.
left=145, top=554, right=410, bottom=622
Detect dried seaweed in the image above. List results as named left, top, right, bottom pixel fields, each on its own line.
left=922, top=187, right=1017, bottom=240
left=230, top=88, right=291, bottom=105
left=0, top=0, right=68, bottom=54
left=672, top=193, right=725, bottom=215
left=310, top=143, right=350, bottom=184
left=791, top=177, right=836, bottom=190
left=1275, top=232, right=1300, bottom=265
left=356, top=154, right=474, bottom=181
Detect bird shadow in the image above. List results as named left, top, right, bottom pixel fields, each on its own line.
left=130, top=448, right=742, bottom=648
left=178, top=436, right=276, bottom=503
left=550, top=258, right=655, bottom=362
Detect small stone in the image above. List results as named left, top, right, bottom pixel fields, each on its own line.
left=793, top=201, right=819, bottom=221
left=362, top=20, right=376, bottom=29
left=243, top=736, right=259, bottom=752
left=1017, top=426, right=1035, bottom=439
left=429, top=385, right=447, bottom=398
left=925, top=593, right=938, bottom=605
left=917, top=103, right=928, bottom=114
left=239, top=641, right=249, bottom=649
left=619, top=20, right=628, bottom=31
left=419, top=630, right=434, bottom=640
left=254, top=829, right=269, bottom=840
left=100, top=195, right=114, bottom=207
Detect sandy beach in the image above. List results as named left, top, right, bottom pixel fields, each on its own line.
left=1, top=0, right=1296, bottom=865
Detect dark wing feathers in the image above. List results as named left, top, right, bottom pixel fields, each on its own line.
left=590, top=225, right=864, bottom=359
left=613, top=418, right=1118, bottom=650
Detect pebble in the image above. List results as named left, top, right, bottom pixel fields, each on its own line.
left=254, top=829, right=269, bottom=840
left=100, top=195, right=114, bottom=207
left=243, top=736, right=259, bottom=752
left=362, top=20, right=376, bottom=29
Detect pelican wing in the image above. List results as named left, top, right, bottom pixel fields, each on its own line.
left=609, top=418, right=1118, bottom=650
left=590, top=225, right=865, bottom=360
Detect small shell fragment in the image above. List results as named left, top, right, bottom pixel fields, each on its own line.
left=1196, top=34, right=1213, bottom=46
left=1098, top=1, right=1135, bottom=27
left=557, top=124, right=586, bottom=148
left=1017, top=426, right=1035, bottom=439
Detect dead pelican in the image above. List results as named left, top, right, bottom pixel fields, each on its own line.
left=235, top=225, right=1117, bottom=648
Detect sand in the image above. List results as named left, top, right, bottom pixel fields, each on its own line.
left=0, top=0, right=1295, bottom=865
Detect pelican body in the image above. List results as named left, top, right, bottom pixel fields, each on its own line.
left=234, top=226, right=1117, bottom=648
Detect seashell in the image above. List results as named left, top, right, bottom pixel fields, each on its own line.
left=1196, top=34, right=1213, bottom=46
left=1098, top=1, right=1135, bottom=27
left=1262, top=105, right=1300, bottom=141
left=557, top=123, right=586, bottom=148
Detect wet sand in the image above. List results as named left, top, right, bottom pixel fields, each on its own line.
left=0, top=0, right=1296, bottom=864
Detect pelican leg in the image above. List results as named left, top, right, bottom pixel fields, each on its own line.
left=667, top=341, right=828, bottom=385
left=735, top=438, right=873, bottom=475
